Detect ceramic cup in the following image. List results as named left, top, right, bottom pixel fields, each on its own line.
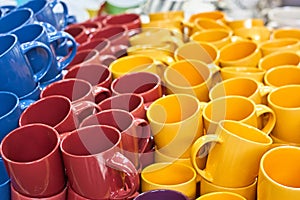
left=133, top=189, right=189, bottom=200
left=19, top=95, right=100, bottom=133
left=60, top=125, right=140, bottom=199
left=196, top=192, right=247, bottom=200
left=257, top=146, right=300, bottom=200
left=220, top=66, right=266, bottom=82
left=141, top=162, right=197, bottom=199
left=146, top=94, right=203, bottom=158
left=0, top=124, right=66, bottom=198
left=191, top=120, right=272, bottom=188
left=264, top=65, right=300, bottom=87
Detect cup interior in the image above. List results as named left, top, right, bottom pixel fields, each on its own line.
left=61, top=125, right=120, bottom=156
left=0, top=8, right=32, bottom=33
left=268, top=85, right=300, bottom=108
left=1, top=124, right=58, bottom=163
left=262, top=146, right=300, bottom=187
left=220, top=41, right=257, bottom=61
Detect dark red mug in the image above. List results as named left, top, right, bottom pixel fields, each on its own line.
left=63, top=63, right=112, bottom=89
left=80, top=109, right=152, bottom=169
left=98, top=93, right=146, bottom=119
left=60, top=125, right=140, bottom=199
left=19, top=95, right=99, bottom=133
left=0, top=124, right=65, bottom=198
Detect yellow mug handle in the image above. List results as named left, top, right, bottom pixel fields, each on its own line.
left=255, top=104, right=276, bottom=134
left=190, top=134, right=221, bottom=182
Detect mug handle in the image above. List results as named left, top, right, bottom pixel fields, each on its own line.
left=50, top=0, right=69, bottom=30
left=19, top=99, right=35, bottom=112
left=92, top=85, right=112, bottom=104
left=133, top=118, right=152, bottom=153
left=191, top=134, right=221, bottom=183
left=107, top=152, right=140, bottom=199
left=48, top=31, right=77, bottom=70
left=21, top=41, right=52, bottom=82
left=255, top=104, right=276, bottom=134
left=72, top=100, right=101, bottom=122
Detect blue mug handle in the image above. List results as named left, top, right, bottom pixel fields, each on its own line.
left=19, top=99, right=35, bottom=112
left=48, top=31, right=77, bottom=70
left=20, top=41, right=53, bottom=83
left=50, top=0, right=69, bottom=30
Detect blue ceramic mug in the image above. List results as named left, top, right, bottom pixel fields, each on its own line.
left=0, top=91, right=34, bottom=142
left=0, top=8, right=36, bottom=34
left=12, top=23, right=77, bottom=83
left=0, top=34, right=52, bottom=97
left=0, top=157, right=10, bottom=200
left=19, top=0, right=69, bottom=30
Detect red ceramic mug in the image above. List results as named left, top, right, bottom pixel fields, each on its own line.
left=63, top=63, right=112, bottom=90
left=60, top=125, right=140, bottom=199
left=80, top=109, right=152, bottom=169
left=98, top=93, right=146, bottom=119
left=0, top=124, right=65, bottom=198
left=10, top=184, right=67, bottom=200
left=111, top=72, right=163, bottom=107
left=102, top=13, right=141, bottom=36
left=41, top=78, right=111, bottom=105
left=66, top=49, right=116, bottom=69
left=90, top=25, right=129, bottom=46
left=19, top=95, right=99, bottom=133
left=64, top=25, right=89, bottom=45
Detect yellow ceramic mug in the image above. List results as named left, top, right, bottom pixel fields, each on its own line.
left=220, top=66, right=266, bottom=82
left=219, top=40, right=262, bottom=67
left=257, top=146, right=300, bottom=200
left=192, top=18, right=231, bottom=33
left=267, top=85, right=300, bottom=143
left=271, top=27, right=300, bottom=40
left=141, top=162, right=197, bottom=199
left=164, top=59, right=220, bottom=102
left=196, top=191, right=247, bottom=200
left=191, top=120, right=272, bottom=188
left=200, top=177, right=257, bottom=200
left=202, top=96, right=276, bottom=134
left=264, top=65, right=300, bottom=87
left=259, top=38, right=300, bottom=56
left=108, top=54, right=166, bottom=79
left=258, top=51, right=300, bottom=71
left=233, top=26, right=271, bottom=43
left=146, top=94, right=203, bottom=158
left=174, top=41, right=219, bottom=65
left=189, top=10, right=226, bottom=23
left=209, top=77, right=273, bottom=104
left=226, top=18, right=264, bottom=31
left=149, top=10, right=184, bottom=21
left=190, top=29, right=233, bottom=49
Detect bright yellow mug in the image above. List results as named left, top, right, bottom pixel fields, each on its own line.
left=258, top=51, right=300, bottom=71
left=257, top=146, right=300, bottom=200
left=200, top=177, right=257, bottom=200
left=259, top=38, right=300, bottom=56
left=209, top=77, right=273, bottom=104
left=264, top=65, right=300, bottom=87
left=267, top=85, right=300, bottom=143
left=141, top=162, right=197, bottom=199
left=174, top=41, right=219, bottom=65
left=191, top=120, right=272, bottom=188
left=164, top=59, right=220, bottom=102
left=219, top=40, right=262, bottom=67
left=196, top=191, right=247, bottom=200
left=146, top=94, right=203, bottom=158
left=220, top=66, right=266, bottom=82
left=108, top=54, right=166, bottom=79
left=202, top=95, right=276, bottom=134
left=190, top=29, right=233, bottom=49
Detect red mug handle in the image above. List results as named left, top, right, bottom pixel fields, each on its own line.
left=92, top=85, right=112, bottom=104
left=133, top=118, right=152, bottom=153
left=107, top=152, right=140, bottom=199
left=72, top=100, right=101, bottom=122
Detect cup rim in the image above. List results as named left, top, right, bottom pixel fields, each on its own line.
left=0, top=91, right=19, bottom=120
left=0, top=123, right=60, bottom=165
left=141, top=162, right=197, bottom=187
left=260, top=145, right=300, bottom=190
left=60, top=124, right=122, bottom=158
left=146, top=93, right=202, bottom=125
left=267, top=84, right=300, bottom=110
